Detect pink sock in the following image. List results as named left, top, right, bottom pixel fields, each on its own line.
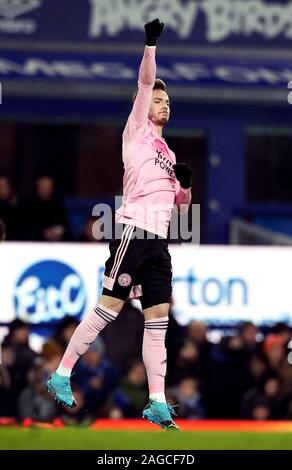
left=57, top=304, right=118, bottom=375
left=142, top=316, right=169, bottom=394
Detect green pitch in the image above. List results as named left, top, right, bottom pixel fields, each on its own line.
left=0, top=428, right=292, bottom=450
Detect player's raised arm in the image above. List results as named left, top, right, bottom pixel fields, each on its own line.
left=130, top=19, right=164, bottom=127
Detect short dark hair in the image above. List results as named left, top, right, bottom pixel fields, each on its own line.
left=153, top=78, right=167, bottom=92
left=132, top=78, right=167, bottom=102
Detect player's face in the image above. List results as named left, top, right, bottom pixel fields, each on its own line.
left=148, top=89, right=170, bottom=126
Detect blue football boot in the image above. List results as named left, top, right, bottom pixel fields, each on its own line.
left=142, top=399, right=179, bottom=430
left=46, top=372, right=76, bottom=408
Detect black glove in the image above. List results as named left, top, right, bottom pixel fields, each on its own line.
left=173, top=163, right=192, bottom=189
left=144, top=18, right=164, bottom=46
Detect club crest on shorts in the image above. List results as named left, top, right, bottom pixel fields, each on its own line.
left=118, top=273, right=132, bottom=287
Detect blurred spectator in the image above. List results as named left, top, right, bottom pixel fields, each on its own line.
left=263, top=334, right=284, bottom=369
left=238, top=321, right=259, bottom=351
left=187, top=320, right=208, bottom=345
left=19, top=176, right=69, bottom=241
left=3, top=319, right=37, bottom=413
left=248, top=354, right=268, bottom=386
left=0, top=218, right=6, bottom=241
left=79, top=216, right=106, bottom=242
left=54, top=316, right=79, bottom=348
left=262, top=335, right=292, bottom=395
left=3, top=316, right=292, bottom=422
left=74, top=345, right=119, bottom=416
left=42, top=316, right=79, bottom=361
left=171, top=377, right=205, bottom=419
left=233, top=322, right=263, bottom=391
left=42, top=353, right=63, bottom=378
left=240, top=374, right=286, bottom=420
left=186, top=320, right=213, bottom=373
left=101, top=301, right=144, bottom=371
left=42, top=339, right=64, bottom=363
left=271, top=322, right=291, bottom=346
left=0, top=175, right=18, bottom=239
left=18, top=363, right=57, bottom=422
left=0, top=346, right=12, bottom=416
left=167, top=340, right=201, bottom=386
left=107, top=359, right=148, bottom=418
left=250, top=399, right=271, bottom=420
left=203, top=335, right=252, bottom=418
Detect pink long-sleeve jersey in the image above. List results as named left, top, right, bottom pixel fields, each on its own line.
left=115, top=46, right=190, bottom=238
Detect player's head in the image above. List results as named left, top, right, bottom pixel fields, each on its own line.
left=148, top=79, right=170, bottom=127
left=133, top=78, right=170, bottom=127
left=36, top=175, right=55, bottom=201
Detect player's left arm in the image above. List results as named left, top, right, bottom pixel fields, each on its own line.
left=173, top=163, right=192, bottom=213
left=128, top=19, right=164, bottom=128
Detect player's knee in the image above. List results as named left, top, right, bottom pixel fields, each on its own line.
left=143, top=302, right=170, bottom=320
left=99, top=294, right=124, bottom=314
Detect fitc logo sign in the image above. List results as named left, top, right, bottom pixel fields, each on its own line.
left=14, top=260, right=87, bottom=324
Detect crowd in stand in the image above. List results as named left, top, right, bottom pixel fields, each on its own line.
left=0, top=174, right=94, bottom=242
left=1, top=174, right=292, bottom=423
left=1, top=310, right=292, bottom=423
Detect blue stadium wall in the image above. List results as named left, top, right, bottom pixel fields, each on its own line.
left=1, top=0, right=292, bottom=243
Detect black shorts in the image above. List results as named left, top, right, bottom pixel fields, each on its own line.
left=102, top=224, right=172, bottom=310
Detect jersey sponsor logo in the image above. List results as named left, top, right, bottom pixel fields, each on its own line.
left=154, top=149, right=175, bottom=178
left=118, top=273, right=132, bottom=287
left=14, top=260, right=87, bottom=324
